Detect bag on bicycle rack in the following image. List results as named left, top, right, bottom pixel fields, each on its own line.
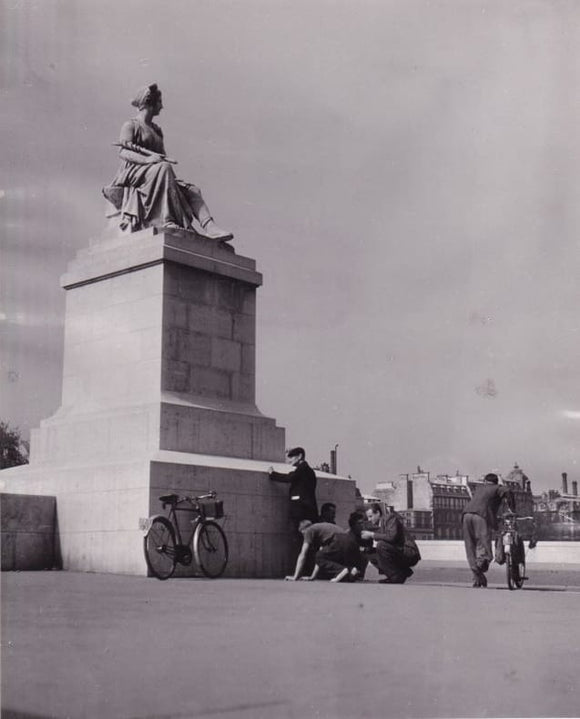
left=199, top=499, right=224, bottom=519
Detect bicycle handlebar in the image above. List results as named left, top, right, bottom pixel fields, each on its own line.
left=160, top=491, right=217, bottom=508
left=180, top=491, right=217, bottom=503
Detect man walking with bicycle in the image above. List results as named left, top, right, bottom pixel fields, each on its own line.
left=462, top=473, right=514, bottom=588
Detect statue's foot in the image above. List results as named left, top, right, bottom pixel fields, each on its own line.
left=162, top=221, right=183, bottom=230
left=200, top=219, right=233, bottom=242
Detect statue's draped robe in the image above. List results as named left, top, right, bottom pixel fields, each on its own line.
left=104, top=119, right=201, bottom=231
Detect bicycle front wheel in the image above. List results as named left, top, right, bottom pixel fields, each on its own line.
left=506, top=553, right=515, bottom=590
left=515, top=557, right=526, bottom=589
left=194, top=521, right=228, bottom=578
left=506, top=552, right=524, bottom=590
left=144, top=517, right=177, bottom=580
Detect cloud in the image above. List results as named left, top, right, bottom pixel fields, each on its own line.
left=562, top=410, right=580, bottom=420
left=0, top=311, right=63, bottom=328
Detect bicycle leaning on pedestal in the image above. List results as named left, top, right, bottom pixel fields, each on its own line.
left=499, top=511, right=536, bottom=590
left=141, top=491, right=229, bottom=580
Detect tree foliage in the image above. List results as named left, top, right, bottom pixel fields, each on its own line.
left=0, top=421, right=29, bottom=469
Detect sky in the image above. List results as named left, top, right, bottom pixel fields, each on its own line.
left=2, top=0, right=580, bottom=494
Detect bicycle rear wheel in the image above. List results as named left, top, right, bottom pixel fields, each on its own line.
left=194, top=521, right=228, bottom=578
left=144, top=517, right=177, bottom=580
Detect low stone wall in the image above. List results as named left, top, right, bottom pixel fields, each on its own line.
left=1, top=457, right=357, bottom=576
left=417, top=539, right=580, bottom=564
left=1, top=493, right=60, bottom=571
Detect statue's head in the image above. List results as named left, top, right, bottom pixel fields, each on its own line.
left=131, top=83, right=162, bottom=111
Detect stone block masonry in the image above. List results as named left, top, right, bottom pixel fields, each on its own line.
left=1, top=494, right=60, bottom=571
left=0, top=228, right=357, bottom=576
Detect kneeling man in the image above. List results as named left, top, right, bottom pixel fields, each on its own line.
left=285, top=519, right=344, bottom=581
left=313, top=512, right=368, bottom=583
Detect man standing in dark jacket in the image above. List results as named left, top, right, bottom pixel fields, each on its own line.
left=269, top=447, right=318, bottom=528
left=462, top=473, right=514, bottom=588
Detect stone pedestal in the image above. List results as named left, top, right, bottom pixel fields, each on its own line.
left=1, top=229, right=356, bottom=576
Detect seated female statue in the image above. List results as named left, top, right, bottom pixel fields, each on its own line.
left=103, top=83, right=233, bottom=241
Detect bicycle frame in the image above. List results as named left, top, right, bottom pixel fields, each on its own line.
left=501, top=514, right=534, bottom=550
left=164, top=500, right=203, bottom=548
left=502, top=515, right=518, bottom=553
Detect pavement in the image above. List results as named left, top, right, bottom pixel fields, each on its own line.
left=2, top=561, right=580, bottom=719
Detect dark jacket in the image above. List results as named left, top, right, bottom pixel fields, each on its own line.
left=463, top=484, right=513, bottom=530
left=370, top=511, right=421, bottom=566
left=372, top=512, right=405, bottom=547
left=270, top=460, right=318, bottom=522
left=318, top=529, right=365, bottom=571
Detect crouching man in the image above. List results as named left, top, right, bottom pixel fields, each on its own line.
left=362, top=504, right=421, bottom=584
left=311, top=512, right=368, bottom=583
left=285, top=519, right=345, bottom=581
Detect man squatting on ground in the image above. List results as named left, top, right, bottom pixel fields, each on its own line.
left=362, top=503, right=421, bottom=584
left=286, top=512, right=368, bottom=582
left=462, top=472, right=514, bottom=588
left=268, top=447, right=318, bottom=528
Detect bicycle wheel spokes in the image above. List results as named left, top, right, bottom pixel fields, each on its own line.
left=144, top=517, right=177, bottom=580
left=194, top=521, right=228, bottom=578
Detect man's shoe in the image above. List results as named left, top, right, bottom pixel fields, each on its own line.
left=201, top=219, right=233, bottom=242
left=472, top=572, right=487, bottom=588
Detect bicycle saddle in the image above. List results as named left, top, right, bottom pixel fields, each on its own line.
left=158, top=494, right=180, bottom=505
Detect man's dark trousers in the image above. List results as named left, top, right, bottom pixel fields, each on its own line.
left=463, top=512, right=493, bottom=581
left=373, top=543, right=413, bottom=583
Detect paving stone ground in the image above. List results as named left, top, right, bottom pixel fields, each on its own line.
left=2, top=562, right=580, bottom=719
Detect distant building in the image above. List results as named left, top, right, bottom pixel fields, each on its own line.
left=430, top=474, right=471, bottom=539
left=374, top=469, right=434, bottom=539
left=533, top=472, right=580, bottom=541
left=502, top=463, right=534, bottom=517
left=374, top=464, right=534, bottom=540
left=374, top=467, right=471, bottom=540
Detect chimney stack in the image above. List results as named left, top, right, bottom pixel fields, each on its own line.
left=330, top=447, right=337, bottom=475
left=562, top=472, right=568, bottom=495
left=573, top=481, right=578, bottom=497
left=407, top=477, right=414, bottom=509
